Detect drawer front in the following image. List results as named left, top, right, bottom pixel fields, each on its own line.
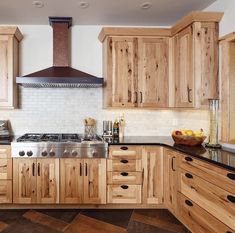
left=107, top=159, right=142, bottom=172
left=180, top=154, right=235, bottom=194
left=107, top=171, right=142, bottom=185
left=180, top=168, right=235, bottom=230
left=0, top=159, right=12, bottom=179
left=107, top=184, right=141, bottom=204
left=0, top=146, right=11, bottom=159
left=178, top=193, right=233, bottom=233
left=0, top=180, right=12, bottom=203
left=109, top=146, right=142, bottom=159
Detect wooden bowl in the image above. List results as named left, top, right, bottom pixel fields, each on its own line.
left=172, top=134, right=206, bottom=146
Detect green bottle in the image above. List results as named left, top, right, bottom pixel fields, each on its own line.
left=113, top=119, right=119, bottom=138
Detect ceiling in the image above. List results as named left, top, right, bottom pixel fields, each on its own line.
left=0, top=0, right=217, bottom=26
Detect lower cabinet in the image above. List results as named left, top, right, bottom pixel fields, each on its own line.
left=60, top=158, right=106, bottom=204
left=13, top=158, right=59, bottom=204
left=0, top=180, right=12, bottom=203
left=142, top=146, right=163, bottom=204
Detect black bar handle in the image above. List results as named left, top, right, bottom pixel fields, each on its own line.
left=227, top=173, right=235, bottom=180
left=185, top=173, right=193, bottom=179
left=171, top=156, right=176, bottom=171
left=140, top=92, right=143, bottom=103
left=120, top=146, right=128, bottom=150
left=80, top=163, right=82, bottom=176
left=185, top=200, right=193, bottom=207
left=121, top=172, right=129, bottom=176
left=85, top=163, right=88, bottom=176
left=120, top=159, right=128, bottom=164
left=37, top=163, right=40, bottom=176
left=227, top=195, right=235, bottom=203
left=135, top=91, right=138, bottom=103
left=121, top=185, right=129, bottom=189
left=185, top=157, right=193, bottom=162
left=32, top=163, right=35, bottom=176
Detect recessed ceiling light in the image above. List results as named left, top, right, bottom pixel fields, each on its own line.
left=32, top=0, right=44, bottom=8
left=141, top=2, right=152, bottom=9
left=78, top=1, right=89, bottom=9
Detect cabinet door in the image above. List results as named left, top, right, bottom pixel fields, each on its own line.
left=60, top=159, right=83, bottom=204
left=164, top=149, right=179, bottom=215
left=0, top=35, right=17, bottom=109
left=142, top=146, right=163, bottom=204
left=174, top=26, right=194, bottom=107
left=0, top=180, right=12, bottom=203
left=138, top=37, right=169, bottom=107
left=37, top=158, right=59, bottom=204
left=106, top=37, right=138, bottom=107
left=13, top=159, right=37, bottom=204
left=83, top=159, right=106, bottom=204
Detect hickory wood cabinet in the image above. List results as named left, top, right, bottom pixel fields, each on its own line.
left=0, top=27, right=23, bottom=109
left=60, top=158, right=106, bottom=204
left=13, top=158, right=59, bottom=204
left=101, top=36, right=169, bottom=108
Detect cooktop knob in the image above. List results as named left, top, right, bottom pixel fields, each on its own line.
left=27, top=151, right=33, bottom=157
left=92, top=149, right=98, bottom=157
left=72, top=150, right=78, bottom=156
left=41, top=151, right=48, bottom=157
left=19, top=151, right=25, bottom=156
left=49, top=150, right=55, bottom=157
left=63, top=150, right=69, bottom=156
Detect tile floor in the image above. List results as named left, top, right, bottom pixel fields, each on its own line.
left=0, top=209, right=189, bottom=233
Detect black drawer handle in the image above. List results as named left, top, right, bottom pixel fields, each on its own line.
left=121, top=185, right=129, bottom=189
left=185, top=200, right=193, bottom=207
left=120, top=159, right=128, bottom=164
left=120, top=146, right=128, bottom=150
left=227, top=173, right=235, bottom=180
left=185, top=173, right=193, bottom=179
left=121, top=172, right=129, bottom=176
left=227, top=195, right=235, bottom=203
left=185, top=157, right=193, bottom=162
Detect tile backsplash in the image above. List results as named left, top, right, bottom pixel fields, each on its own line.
left=0, top=87, right=210, bottom=136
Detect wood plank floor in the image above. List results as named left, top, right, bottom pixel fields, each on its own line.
left=0, top=209, right=189, bottom=233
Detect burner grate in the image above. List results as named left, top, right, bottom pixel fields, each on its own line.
left=61, top=134, right=81, bottom=142
left=17, top=134, right=43, bottom=142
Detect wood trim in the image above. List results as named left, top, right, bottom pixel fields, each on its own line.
left=219, top=31, right=235, bottom=42
left=98, top=27, right=171, bottom=42
left=0, top=26, right=23, bottom=41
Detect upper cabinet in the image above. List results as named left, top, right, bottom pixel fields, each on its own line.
left=0, top=27, right=23, bottom=109
left=99, top=12, right=223, bottom=109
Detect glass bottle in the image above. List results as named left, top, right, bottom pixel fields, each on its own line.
left=206, top=99, right=221, bottom=148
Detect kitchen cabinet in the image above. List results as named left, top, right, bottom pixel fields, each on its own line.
left=0, top=27, right=23, bottom=109
left=163, top=149, right=179, bottom=215
left=60, top=158, right=106, bottom=204
left=142, top=146, right=163, bottom=204
left=0, top=145, right=12, bottom=203
left=101, top=35, right=169, bottom=108
left=13, top=158, right=59, bottom=204
left=173, top=22, right=219, bottom=108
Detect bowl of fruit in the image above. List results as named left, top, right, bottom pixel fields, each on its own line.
left=172, top=129, right=206, bottom=146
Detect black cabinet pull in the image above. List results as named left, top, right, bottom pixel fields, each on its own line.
left=120, top=159, right=128, bottom=164
left=120, top=146, right=128, bottom=150
left=85, top=163, right=88, bottom=176
left=171, top=156, right=176, bottom=171
left=121, top=172, right=128, bottom=176
left=32, top=163, right=35, bottom=176
left=185, top=173, right=193, bottom=179
left=121, top=185, right=129, bottom=189
left=37, top=163, right=40, bottom=176
left=227, top=195, right=235, bottom=203
left=140, top=92, right=143, bottom=103
left=185, top=157, right=193, bottom=162
left=227, top=173, right=235, bottom=180
left=185, top=200, right=193, bottom=207
left=80, top=163, right=82, bottom=176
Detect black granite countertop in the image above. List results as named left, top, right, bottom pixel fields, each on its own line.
left=105, top=136, right=235, bottom=172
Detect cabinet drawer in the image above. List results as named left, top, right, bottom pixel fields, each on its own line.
left=109, top=146, right=142, bottom=159
left=180, top=154, right=235, bottom=194
left=0, top=180, right=12, bottom=203
left=0, top=159, right=12, bottom=179
left=0, top=146, right=11, bottom=158
left=107, top=185, right=141, bottom=204
left=107, top=171, right=142, bottom=185
left=107, top=159, right=142, bottom=171
left=178, top=193, right=233, bottom=233
left=180, top=168, right=235, bottom=230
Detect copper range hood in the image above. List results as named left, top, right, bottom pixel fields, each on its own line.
left=16, top=17, right=103, bottom=88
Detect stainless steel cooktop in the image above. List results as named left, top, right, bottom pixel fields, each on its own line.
left=11, top=133, right=108, bottom=158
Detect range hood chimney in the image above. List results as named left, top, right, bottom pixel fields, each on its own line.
left=16, top=17, right=103, bottom=88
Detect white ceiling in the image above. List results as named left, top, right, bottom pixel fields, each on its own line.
left=0, top=0, right=217, bottom=26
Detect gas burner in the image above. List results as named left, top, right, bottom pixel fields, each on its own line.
left=17, top=134, right=43, bottom=142
left=61, top=134, right=81, bottom=142
left=41, top=134, right=60, bottom=142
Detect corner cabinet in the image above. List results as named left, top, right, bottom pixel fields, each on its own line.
left=102, top=35, right=169, bottom=108
left=0, top=27, right=23, bottom=109
left=173, top=22, right=219, bottom=108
